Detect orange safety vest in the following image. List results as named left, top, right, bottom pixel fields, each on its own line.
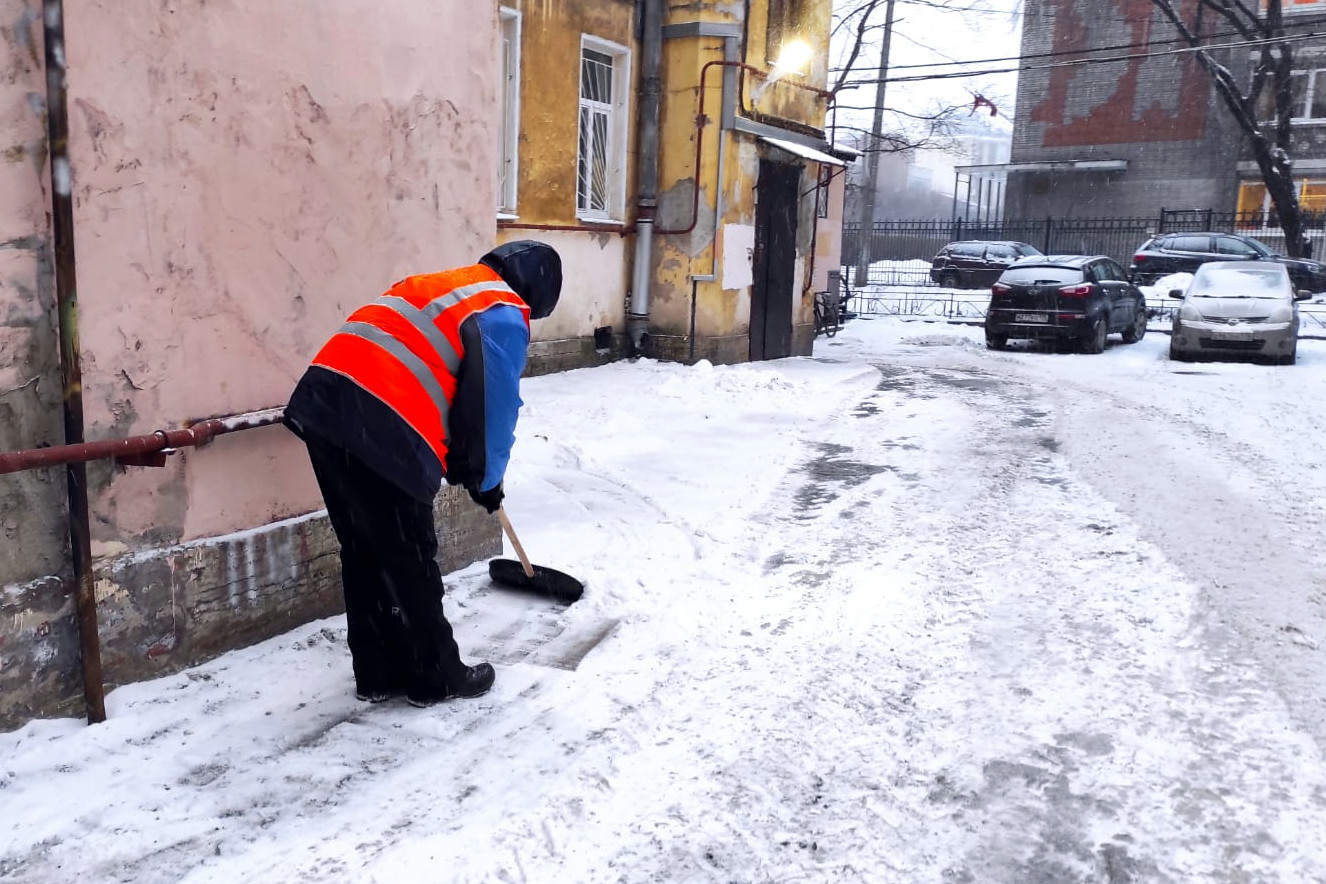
left=310, top=265, right=530, bottom=467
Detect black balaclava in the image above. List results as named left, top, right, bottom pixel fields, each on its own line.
left=479, top=240, right=562, bottom=320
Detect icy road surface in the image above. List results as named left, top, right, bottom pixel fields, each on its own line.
left=4, top=318, right=1326, bottom=883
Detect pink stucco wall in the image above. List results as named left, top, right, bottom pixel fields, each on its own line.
left=60, top=1, right=500, bottom=544
left=1, top=1, right=71, bottom=583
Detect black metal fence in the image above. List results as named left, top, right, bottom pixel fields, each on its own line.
left=842, top=211, right=1326, bottom=287
left=839, top=271, right=1326, bottom=334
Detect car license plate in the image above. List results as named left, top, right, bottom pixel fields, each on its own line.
left=1015, top=313, right=1048, bottom=323
left=1210, top=329, right=1254, bottom=341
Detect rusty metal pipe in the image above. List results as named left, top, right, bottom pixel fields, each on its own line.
left=41, top=0, right=105, bottom=725
left=654, top=60, right=832, bottom=237
left=0, top=407, right=287, bottom=475
left=498, top=221, right=635, bottom=235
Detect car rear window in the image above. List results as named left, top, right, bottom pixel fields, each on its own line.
left=998, top=267, right=1083, bottom=285
left=950, top=243, right=985, bottom=257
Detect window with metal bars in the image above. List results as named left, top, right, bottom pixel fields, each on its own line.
left=577, top=46, right=617, bottom=218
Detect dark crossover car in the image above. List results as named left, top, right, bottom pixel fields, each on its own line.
left=985, top=255, right=1149, bottom=354
left=930, top=240, right=1043, bottom=289
left=1129, top=232, right=1326, bottom=293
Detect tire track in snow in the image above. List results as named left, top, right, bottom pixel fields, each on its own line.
left=1046, top=377, right=1326, bottom=750
left=748, top=359, right=1326, bottom=882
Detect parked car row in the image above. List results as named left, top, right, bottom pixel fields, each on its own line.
left=925, top=234, right=1312, bottom=363
left=930, top=232, right=1326, bottom=295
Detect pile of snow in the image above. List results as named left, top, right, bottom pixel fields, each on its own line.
left=1137, top=272, right=1193, bottom=299
left=899, top=332, right=983, bottom=348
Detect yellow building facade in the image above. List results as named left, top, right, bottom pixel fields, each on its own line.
left=496, top=0, right=846, bottom=366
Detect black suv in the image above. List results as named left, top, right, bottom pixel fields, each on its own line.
left=985, top=255, right=1149, bottom=354
left=1130, top=232, right=1326, bottom=292
left=930, top=240, right=1042, bottom=289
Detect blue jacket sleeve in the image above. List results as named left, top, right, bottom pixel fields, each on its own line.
left=474, top=304, right=528, bottom=491
left=444, top=304, right=528, bottom=492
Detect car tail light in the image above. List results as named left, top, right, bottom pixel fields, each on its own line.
left=1133, top=254, right=1147, bottom=263
left=1058, top=283, right=1092, bottom=297
left=992, top=282, right=1012, bottom=294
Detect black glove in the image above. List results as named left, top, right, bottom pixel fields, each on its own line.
left=468, top=483, right=504, bottom=514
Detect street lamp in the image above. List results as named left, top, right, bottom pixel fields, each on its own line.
left=773, top=39, right=813, bottom=75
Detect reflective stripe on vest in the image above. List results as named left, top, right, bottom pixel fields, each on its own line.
left=309, top=267, right=529, bottom=466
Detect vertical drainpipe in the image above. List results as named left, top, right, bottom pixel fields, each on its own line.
left=686, top=36, right=738, bottom=362
left=43, top=0, right=106, bottom=724
left=628, top=0, right=663, bottom=355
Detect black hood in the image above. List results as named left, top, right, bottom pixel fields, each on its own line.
left=1278, top=256, right=1325, bottom=272
left=479, top=240, right=562, bottom=320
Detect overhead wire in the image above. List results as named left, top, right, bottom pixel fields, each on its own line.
left=836, top=29, right=1326, bottom=87
left=830, top=11, right=1326, bottom=80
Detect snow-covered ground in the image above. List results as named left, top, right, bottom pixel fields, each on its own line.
left=6, top=318, right=1326, bottom=883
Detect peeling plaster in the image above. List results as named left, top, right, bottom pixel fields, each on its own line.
left=94, top=575, right=126, bottom=604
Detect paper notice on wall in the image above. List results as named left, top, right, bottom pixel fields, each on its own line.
left=722, top=224, right=756, bottom=290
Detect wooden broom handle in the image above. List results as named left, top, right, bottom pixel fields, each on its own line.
left=496, top=506, right=535, bottom=578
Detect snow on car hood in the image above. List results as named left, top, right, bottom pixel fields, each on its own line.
left=1188, top=263, right=1291, bottom=300
left=1188, top=296, right=1288, bottom=320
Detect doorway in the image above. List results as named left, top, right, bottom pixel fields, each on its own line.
left=750, top=158, right=800, bottom=361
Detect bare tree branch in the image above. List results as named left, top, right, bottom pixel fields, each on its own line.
left=1151, top=0, right=1310, bottom=256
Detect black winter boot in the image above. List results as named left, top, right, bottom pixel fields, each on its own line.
left=406, top=662, right=496, bottom=707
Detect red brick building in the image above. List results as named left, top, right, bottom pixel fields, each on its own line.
left=1003, top=0, right=1248, bottom=220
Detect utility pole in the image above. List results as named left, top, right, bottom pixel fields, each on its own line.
left=853, top=0, right=897, bottom=285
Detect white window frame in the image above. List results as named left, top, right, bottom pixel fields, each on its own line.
left=497, top=8, right=522, bottom=217
left=1256, top=68, right=1326, bottom=124
left=576, top=35, right=631, bottom=222
left=1290, top=69, right=1326, bottom=122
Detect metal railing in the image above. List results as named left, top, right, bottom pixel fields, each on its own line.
left=842, top=277, right=1326, bottom=334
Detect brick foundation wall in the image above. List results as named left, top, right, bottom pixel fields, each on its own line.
left=644, top=326, right=815, bottom=364
left=648, top=333, right=752, bottom=365
left=0, top=485, right=499, bottom=730
left=525, top=334, right=624, bottom=376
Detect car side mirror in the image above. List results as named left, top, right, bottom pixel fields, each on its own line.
left=1296, top=289, right=1313, bottom=301
left=1168, top=289, right=1185, bottom=299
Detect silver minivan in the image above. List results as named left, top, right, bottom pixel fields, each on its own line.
left=1168, top=262, right=1309, bottom=365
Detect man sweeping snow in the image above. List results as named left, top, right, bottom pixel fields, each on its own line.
left=283, top=241, right=562, bottom=706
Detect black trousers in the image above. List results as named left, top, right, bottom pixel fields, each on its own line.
left=304, top=435, right=465, bottom=693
